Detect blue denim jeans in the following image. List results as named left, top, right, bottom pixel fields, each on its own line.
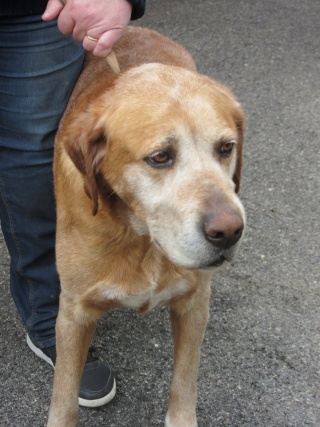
left=0, top=15, right=84, bottom=348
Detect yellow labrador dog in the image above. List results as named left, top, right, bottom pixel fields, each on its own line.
left=48, top=27, right=245, bottom=427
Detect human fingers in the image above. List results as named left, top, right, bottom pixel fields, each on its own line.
left=56, top=3, right=77, bottom=35
left=42, top=0, right=64, bottom=21
left=71, top=0, right=131, bottom=51
left=82, top=27, right=125, bottom=57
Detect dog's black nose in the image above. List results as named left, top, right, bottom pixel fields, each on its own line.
left=204, top=210, right=244, bottom=250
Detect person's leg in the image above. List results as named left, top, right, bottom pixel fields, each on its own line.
left=0, top=15, right=116, bottom=407
left=0, top=15, right=84, bottom=348
left=0, top=148, right=60, bottom=347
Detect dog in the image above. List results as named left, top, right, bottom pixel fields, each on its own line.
left=47, top=26, right=245, bottom=427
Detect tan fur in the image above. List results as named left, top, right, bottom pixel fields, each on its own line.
left=47, top=27, right=246, bottom=427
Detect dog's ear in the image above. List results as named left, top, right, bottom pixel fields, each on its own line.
left=64, top=122, right=108, bottom=216
left=232, top=106, right=245, bottom=193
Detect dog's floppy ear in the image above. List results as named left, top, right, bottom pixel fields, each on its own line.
left=65, top=122, right=108, bottom=216
left=232, top=106, right=245, bottom=193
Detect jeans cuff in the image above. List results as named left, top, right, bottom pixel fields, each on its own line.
left=27, top=333, right=56, bottom=349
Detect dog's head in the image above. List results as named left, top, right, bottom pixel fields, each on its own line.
left=62, top=63, right=245, bottom=270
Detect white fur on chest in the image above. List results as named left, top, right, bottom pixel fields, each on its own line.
left=101, top=278, right=191, bottom=312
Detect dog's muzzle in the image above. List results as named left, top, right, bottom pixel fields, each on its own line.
left=203, top=207, right=244, bottom=250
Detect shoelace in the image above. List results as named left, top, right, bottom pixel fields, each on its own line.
left=86, top=347, right=100, bottom=363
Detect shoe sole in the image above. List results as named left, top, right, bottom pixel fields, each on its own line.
left=27, top=335, right=116, bottom=408
left=27, top=334, right=55, bottom=368
left=78, top=379, right=116, bottom=408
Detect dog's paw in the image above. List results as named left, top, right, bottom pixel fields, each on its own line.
left=165, top=412, right=197, bottom=427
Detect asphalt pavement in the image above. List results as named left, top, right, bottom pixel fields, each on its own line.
left=0, top=1, right=319, bottom=426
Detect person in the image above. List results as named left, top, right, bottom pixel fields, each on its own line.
left=0, top=0, right=145, bottom=408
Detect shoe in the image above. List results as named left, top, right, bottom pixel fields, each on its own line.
left=27, top=335, right=116, bottom=408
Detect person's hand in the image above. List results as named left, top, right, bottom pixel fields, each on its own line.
left=42, top=0, right=132, bottom=57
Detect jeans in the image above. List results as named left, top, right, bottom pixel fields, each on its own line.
left=0, top=15, right=84, bottom=348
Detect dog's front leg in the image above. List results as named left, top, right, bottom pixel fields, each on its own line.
left=165, top=283, right=211, bottom=427
left=47, top=295, right=96, bottom=427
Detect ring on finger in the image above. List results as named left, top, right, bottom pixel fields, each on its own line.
left=86, top=34, right=99, bottom=42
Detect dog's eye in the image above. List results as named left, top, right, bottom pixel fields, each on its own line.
left=218, top=141, right=235, bottom=158
left=145, top=150, right=173, bottom=168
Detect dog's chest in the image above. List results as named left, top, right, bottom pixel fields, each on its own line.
left=101, top=278, right=192, bottom=314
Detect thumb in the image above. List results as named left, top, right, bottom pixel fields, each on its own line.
left=42, top=0, right=64, bottom=21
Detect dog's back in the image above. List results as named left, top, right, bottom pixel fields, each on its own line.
left=62, top=26, right=196, bottom=120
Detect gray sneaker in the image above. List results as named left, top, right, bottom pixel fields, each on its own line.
left=27, top=335, right=116, bottom=407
